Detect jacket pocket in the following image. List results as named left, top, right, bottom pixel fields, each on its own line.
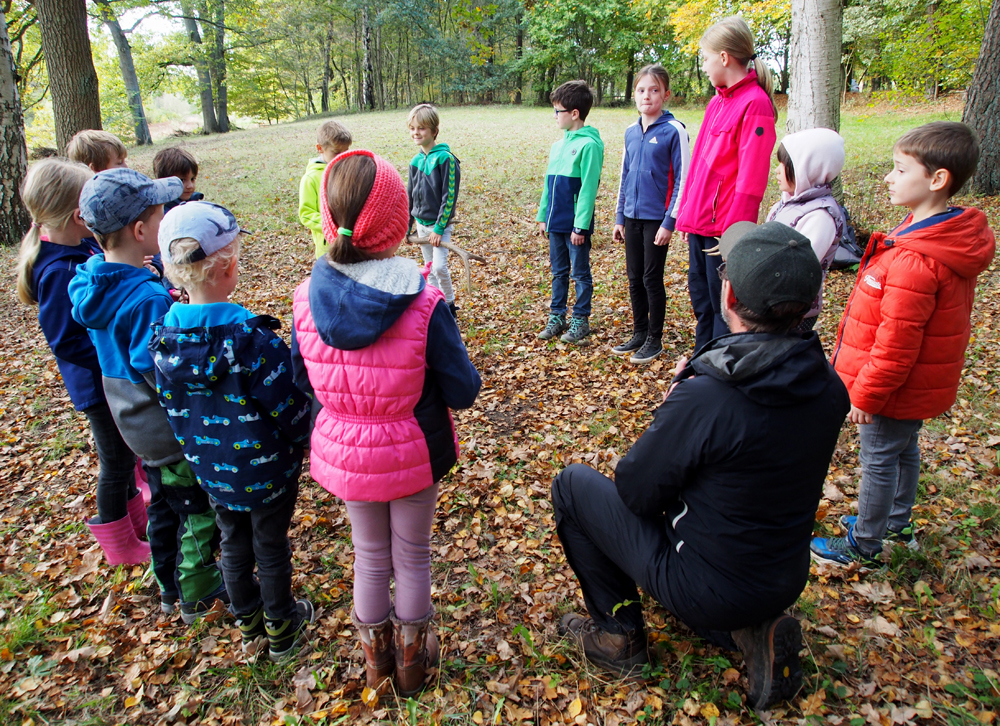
left=710, top=182, right=723, bottom=224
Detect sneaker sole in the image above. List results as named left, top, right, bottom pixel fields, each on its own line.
left=629, top=350, right=662, bottom=364
left=759, top=617, right=803, bottom=709
left=809, top=548, right=879, bottom=572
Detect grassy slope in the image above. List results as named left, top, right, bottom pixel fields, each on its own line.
left=0, top=101, right=998, bottom=726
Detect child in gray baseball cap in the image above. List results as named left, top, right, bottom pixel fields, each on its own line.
left=69, top=168, right=228, bottom=623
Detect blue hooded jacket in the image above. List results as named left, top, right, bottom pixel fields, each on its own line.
left=148, top=304, right=309, bottom=511
left=615, top=111, right=690, bottom=230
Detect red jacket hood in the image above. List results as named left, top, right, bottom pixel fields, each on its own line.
left=888, top=207, right=996, bottom=279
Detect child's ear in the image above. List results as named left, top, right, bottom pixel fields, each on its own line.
left=929, top=168, right=951, bottom=193
left=719, top=50, right=730, bottom=67
left=316, top=143, right=323, bottom=153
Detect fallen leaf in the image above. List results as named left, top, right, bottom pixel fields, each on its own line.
left=567, top=697, right=582, bottom=718
left=865, top=615, right=901, bottom=637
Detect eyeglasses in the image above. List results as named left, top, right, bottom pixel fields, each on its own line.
left=717, top=260, right=728, bottom=280
left=554, top=108, right=571, bottom=116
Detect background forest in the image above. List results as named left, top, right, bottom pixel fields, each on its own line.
left=3, top=0, right=991, bottom=147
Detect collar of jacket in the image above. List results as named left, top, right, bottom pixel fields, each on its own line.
left=715, top=69, right=759, bottom=99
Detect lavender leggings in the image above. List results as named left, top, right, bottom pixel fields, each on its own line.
left=345, top=483, right=438, bottom=623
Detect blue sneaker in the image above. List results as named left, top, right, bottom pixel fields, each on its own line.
left=810, top=527, right=881, bottom=568
left=839, top=515, right=918, bottom=550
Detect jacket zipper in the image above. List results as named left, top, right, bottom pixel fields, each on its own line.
left=831, top=235, right=881, bottom=365
left=710, top=182, right=722, bottom=223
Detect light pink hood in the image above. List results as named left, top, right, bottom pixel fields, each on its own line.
left=780, top=128, right=845, bottom=198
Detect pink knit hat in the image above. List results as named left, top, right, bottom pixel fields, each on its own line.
left=320, top=149, right=409, bottom=254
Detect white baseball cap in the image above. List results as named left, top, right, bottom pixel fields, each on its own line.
left=158, top=201, right=250, bottom=264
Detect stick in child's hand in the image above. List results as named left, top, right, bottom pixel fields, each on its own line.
left=405, top=233, right=486, bottom=295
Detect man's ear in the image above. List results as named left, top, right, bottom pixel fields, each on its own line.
left=724, top=279, right=739, bottom=308
left=929, top=167, right=951, bottom=193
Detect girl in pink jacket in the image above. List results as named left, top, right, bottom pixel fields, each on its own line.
left=674, top=16, right=777, bottom=351
left=291, top=150, right=480, bottom=696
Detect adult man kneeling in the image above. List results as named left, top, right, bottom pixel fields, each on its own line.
left=552, top=222, right=849, bottom=710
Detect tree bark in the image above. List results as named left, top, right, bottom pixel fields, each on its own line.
left=321, top=20, right=333, bottom=112
left=514, top=23, right=523, bottom=104
left=180, top=0, right=219, bottom=133
left=34, top=0, right=102, bottom=152
left=962, top=0, right=1000, bottom=195
left=362, top=6, right=374, bottom=110
left=788, top=0, right=842, bottom=133
left=94, top=0, right=152, bottom=145
left=1, top=11, right=30, bottom=247
left=208, top=0, right=228, bottom=132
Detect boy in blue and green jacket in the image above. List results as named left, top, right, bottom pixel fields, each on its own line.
left=536, top=80, right=605, bottom=344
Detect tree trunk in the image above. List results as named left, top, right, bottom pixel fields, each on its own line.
left=321, top=20, right=333, bottom=112
left=180, top=0, right=219, bottom=133
left=34, top=0, right=102, bottom=152
left=780, top=25, right=791, bottom=93
left=94, top=0, right=151, bottom=145
left=963, top=0, right=1000, bottom=195
left=1, top=12, right=30, bottom=247
left=625, top=55, right=635, bottom=101
left=203, top=0, right=228, bottom=132
left=362, top=6, right=374, bottom=110
left=514, top=22, right=523, bottom=104
left=788, top=0, right=842, bottom=133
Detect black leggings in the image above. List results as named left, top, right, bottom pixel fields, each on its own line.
left=623, top=218, right=670, bottom=339
left=83, top=402, right=138, bottom=522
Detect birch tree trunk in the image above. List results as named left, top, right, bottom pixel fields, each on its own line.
left=362, top=6, right=374, bottom=110
left=94, top=0, right=152, bottom=145
left=1, top=12, right=30, bottom=247
left=787, top=0, right=842, bottom=134
left=962, top=0, right=1000, bottom=195
left=35, top=0, right=102, bottom=152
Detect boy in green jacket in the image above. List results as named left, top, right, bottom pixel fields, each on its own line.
left=298, top=120, right=352, bottom=258
left=536, top=81, right=604, bottom=344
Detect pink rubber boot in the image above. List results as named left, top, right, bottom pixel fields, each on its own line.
left=126, top=490, right=148, bottom=541
left=87, top=516, right=151, bottom=566
left=135, top=460, right=151, bottom=506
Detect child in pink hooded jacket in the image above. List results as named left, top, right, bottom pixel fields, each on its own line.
left=291, top=150, right=480, bottom=697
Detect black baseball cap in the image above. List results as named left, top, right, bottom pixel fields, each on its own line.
left=718, top=221, right=822, bottom=316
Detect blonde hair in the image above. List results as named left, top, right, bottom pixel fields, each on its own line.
left=701, top=16, right=776, bottom=119
left=16, top=158, right=94, bottom=305
left=407, top=104, right=439, bottom=136
left=163, top=237, right=240, bottom=291
left=66, top=130, right=128, bottom=171
left=317, top=120, right=352, bottom=152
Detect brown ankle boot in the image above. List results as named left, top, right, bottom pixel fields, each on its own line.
left=391, top=607, right=439, bottom=697
left=351, top=609, right=394, bottom=691
left=558, top=612, right=649, bottom=677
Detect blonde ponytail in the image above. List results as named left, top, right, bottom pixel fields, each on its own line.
left=16, top=158, right=94, bottom=306
left=701, top=16, right=777, bottom=120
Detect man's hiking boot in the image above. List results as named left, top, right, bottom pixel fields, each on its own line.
left=560, top=317, right=591, bottom=344
left=630, top=336, right=663, bottom=364
left=732, top=614, right=803, bottom=711
left=392, top=608, right=439, bottom=697
left=612, top=331, right=646, bottom=355
left=537, top=314, right=567, bottom=340
left=352, top=608, right=395, bottom=692
left=266, top=599, right=315, bottom=661
left=236, top=606, right=268, bottom=655
left=839, top=514, right=918, bottom=550
left=810, top=527, right=882, bottom=569
left=558, top=613, right=648, bottom=677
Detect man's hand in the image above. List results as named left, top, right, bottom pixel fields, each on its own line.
left=428, top=231, right=443, bottom=247
left=571, top=231, right=585, bottom=246
left=654, top=228, right=672, bottom=247
left=848, top=405, right=874, bottom=425
left=613, top=224, right=625, bottom=243
left=537, top=222, right=546, bottom=236
left=663, top=356, right=689, bottom=401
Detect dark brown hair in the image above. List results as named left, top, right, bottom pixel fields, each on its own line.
left=634, top=64, right=670, bottom=94
left=325, top=155, right=378, bottom=264
left=894, top=121, right=980, bottom=196
left=776, top=143, right=795, bottom=187
left=153, top=147, right=199, bottom=179
left=550, top=80, right=594, bottom=121
left=721, top=266, right=809, bottom=334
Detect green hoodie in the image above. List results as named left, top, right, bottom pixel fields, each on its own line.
left=298, top=157, right=329, bottom=258
left=536, top=126, right=604, bottom=235
left=408, top=143, right=461, bottom=235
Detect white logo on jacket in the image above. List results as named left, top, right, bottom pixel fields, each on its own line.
left=863, top=274, right=882, bottom=290
left=649, top=137, right=658, bottom=144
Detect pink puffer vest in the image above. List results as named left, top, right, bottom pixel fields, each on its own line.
left=293, top=278, right=457, bottom=502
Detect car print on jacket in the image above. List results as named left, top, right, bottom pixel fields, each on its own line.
left=270, top=396, right=294, bottom=417
left=213, top=462, right=239, bottom=473
left=194, top=435, right=221, bottom=446
left=238, top=412, right=261, bottom=423
left=250, top=453, right=279, bottom=466
left=245, top=480, right=274, bottom=493
left=202, top=415, right=230, bottom=426
left=263, top=363, right=286, bottom=386
left=168, top=408, right=190, bottom=418
left=224, top=394, right=246, bottom=405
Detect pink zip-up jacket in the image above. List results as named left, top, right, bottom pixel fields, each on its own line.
left=674, top=70, right=776, bottom=238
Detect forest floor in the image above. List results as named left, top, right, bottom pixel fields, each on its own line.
left=1, top=100, right=998, bottom=726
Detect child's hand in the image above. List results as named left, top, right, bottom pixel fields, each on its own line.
left=169, top=288, right=188, bottom=303
left=677, top=231, right=689, bottom=245
left=429, top=231, right=443, bottom=247
left=613, top=224, right=625, bottom=243
left=570, top=232, right=585, bottom=246
left=143, top=255, right=159, bottom=275
left=654, top=228, right=672, bottom=247
left=537, top=222, right=546, bottom=236
left=849, top=405, right=873, bottom=425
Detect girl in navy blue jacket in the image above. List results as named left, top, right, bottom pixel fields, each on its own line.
left=16, top=158, right=149, bottom=567
left=612, top=64, right=690, bottom=364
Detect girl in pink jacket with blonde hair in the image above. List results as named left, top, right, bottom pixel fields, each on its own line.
left=291, top=149, right=480, bottom=697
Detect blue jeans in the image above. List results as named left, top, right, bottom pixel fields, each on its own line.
left=687, top=234, right=728, bottom=352
left=549, top=232, right=592, bottom=318
left=853, top=415, right=923, bottom=554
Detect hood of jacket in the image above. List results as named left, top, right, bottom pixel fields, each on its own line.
left=308, top=256, right=425, bottom=350
left=563, top=125, right=603, bottom=145
left=891, top=207, right=996, bottom=279
left=68, top=254, right=163, bottom=330
left=690, top=332, right=832, bottom=407
left=780, top=128, right=845, bottom=198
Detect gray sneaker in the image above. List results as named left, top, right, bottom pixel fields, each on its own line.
left=560, top=317, right=591, bottom=344
left=537, top=314, right=567, bottom=340
left=630, top=336, right=663, bottom=364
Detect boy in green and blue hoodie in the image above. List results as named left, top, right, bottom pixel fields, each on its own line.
left=536, top=80, right=605, bottom=344
left=68, top=169, right=226, bottom=623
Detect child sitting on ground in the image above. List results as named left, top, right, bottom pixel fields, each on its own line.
left=765, top=127, right=847, bottom=331
left=811, top=122, right=996, bottom=567
left=149, top=201, right=314, bottom=660
left=154, top=147, right=205, bottom=213
left=299, top=120, right=352, bottom=258
left=407, top=103, right=461, bottom=318
left=291, top=150, right=480, bottom=695
left=68, top=168, right=227, bottom=622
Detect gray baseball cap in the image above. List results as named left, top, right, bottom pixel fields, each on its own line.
left=158, top=201, right=248, bottom=264
left=79, top=168, right=182, bottom=235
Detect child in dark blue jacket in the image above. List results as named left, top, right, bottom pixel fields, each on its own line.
left=149, top=201, right=315, bottom=661
left=612, top=64, right=690, bottom=364
left=16, top=158, right=149, bottom=567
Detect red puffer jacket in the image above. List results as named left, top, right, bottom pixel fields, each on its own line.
left=832, top=207, right=995, bottom=420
